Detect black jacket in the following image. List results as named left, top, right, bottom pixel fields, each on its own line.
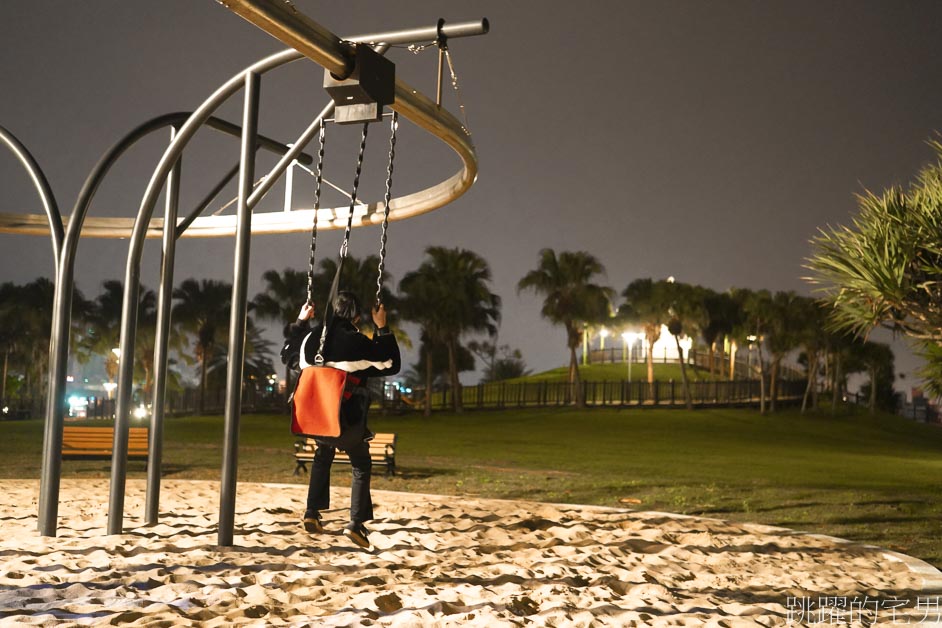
left=281, top=318, right=401, bottom=380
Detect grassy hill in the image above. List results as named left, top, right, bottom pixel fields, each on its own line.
left=511, top=361, right=718, bottom=383
left=2, top=405, right=940, bottom=566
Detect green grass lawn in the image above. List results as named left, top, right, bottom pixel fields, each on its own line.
left=3, top=405, right=941, bottom=567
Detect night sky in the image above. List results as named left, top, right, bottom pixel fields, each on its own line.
left=3, top=1, right=942, bottom=392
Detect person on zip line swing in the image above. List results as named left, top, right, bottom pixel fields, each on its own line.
left=281, top=291, right=400, bottom=549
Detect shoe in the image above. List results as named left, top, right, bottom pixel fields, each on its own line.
left=302, top=512, right=324, bottom=534
left=343, top=522, right=372, bottom=549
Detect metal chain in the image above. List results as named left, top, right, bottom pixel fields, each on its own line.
left=444, top=48, right=472, bottom=137
left=317, top=121, right=370, bottom=362
left=305, top=123, right=327, bottom=305
left=340, top=122, right=369, bottom=259
left=375, top=111, right=398, bottom=304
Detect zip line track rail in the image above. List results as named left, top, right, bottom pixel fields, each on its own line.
left=0, top=13, right=486, bottom=239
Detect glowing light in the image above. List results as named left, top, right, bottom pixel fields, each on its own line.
left=66, top=375, right=74, bottom=383
left=133, top=405, right=148, bottom=419
left=112, top=347, right=121, bottom=358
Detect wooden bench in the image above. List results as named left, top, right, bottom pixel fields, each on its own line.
left=294, top=433, right=397, bottom=477
left=61, top=426, right=149, bottom=460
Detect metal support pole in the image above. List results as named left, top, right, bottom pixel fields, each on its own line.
left=219, top=71, right=261, bottom=547
left=175, top=162, right=240, bottom=237
left=283, top=158, right=295, bottom=212
left=436, top=46, right=445, bottom=106
left=0, top=127, right=64, bottom=534
left=145, top=127, right=182, bottom=525
left=108, top=261, right=141, bottom=534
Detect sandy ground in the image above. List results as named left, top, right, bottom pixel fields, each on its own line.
left=0, top=479, right=939, bottom=627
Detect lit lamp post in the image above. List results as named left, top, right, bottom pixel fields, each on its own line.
left=746, top=334, right=757, bottom=373
left=622, top=331, right=638, bottom=382
left=582, top=324, right=589, bottom=366
left=599, top=327, right=609, bottom=364
left=680, top=335, right=693, bottom=364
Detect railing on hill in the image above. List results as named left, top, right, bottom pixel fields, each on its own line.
left=416, top=378, right=805, bottom=411
left=581, top=348, right=804, bottom=380
left=12, top=378, right=805, bottom=419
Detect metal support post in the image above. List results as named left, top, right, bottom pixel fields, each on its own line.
left=218, top=71, right=261, bottom=547
left=108, top=273, right=140, bottom=534
left=436, top=19, right=447, bottom=106
left=283, top=157, right=295, bottom=212
left=145, top=127, right=182, bottom=525
left=175, top=162, right=240, bottom=237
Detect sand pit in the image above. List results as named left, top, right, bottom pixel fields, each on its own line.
left=0, top=479, right=939, bottom=626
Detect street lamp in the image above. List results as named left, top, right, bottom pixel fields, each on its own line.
left=582, top=324, right=589, bottom=366
left=103, top=382, right=117, bottom=399
left=622, top=331, right=638, bottom=382
left=746, top=334, right=757, bottom=373
left=599, top=327, right=609, bottom=350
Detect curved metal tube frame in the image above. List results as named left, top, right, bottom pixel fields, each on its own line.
left=0, top=125, right=63, bottom=261
left=36, top=110, right=316, bottom=535
left=33, top=16, right=486, bottom=539
left=0, top=20, right=483, bottom=239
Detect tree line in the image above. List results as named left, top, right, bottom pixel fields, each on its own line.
left=1, top=239, right=896, bottom=419
left=517, top=251, right=895, bottom=415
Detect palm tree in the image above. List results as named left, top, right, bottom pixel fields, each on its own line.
left=81, top=280, right=161, bottom=395
left=793, top=296, right=828, bottom=414
left=314, top=255, right=399, bottom=319
left=853, top=341, right=895, bottom=415
left=206, top=318, right=276, bottom=391
left=518, top=249, right=612, bottom=407
left=701, top=289, right=739, bottom=378
left=172, top=278, right=232, bottom=415
left=739, top=288, right=773, bottom=414
left=806, top=139, right=942, bottom=395
left=252, top=268, right=308, bottom=403
left=468, top=340, right=529, bottom=382
left=398, top=283, right=444, bottom=417
left=765, top=291, right=803, bottom=412
left=664, top=280, right=704, bottom=411
left=17, top=278, right=56, bottom=406
left=620, top=278, right=673, bottom=397
left=402, top=247, right=500, bottom=412
left=0, top=283, right=26, bottom=401
left=313, top=255, right=410, bottom=355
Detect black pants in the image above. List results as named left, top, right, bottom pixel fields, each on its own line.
left=306, top=440, right=373, bottom=524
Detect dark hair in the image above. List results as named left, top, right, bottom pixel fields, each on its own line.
left=332, top=290, right=362, bottom=321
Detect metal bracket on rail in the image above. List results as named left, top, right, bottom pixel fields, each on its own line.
left=323, top=43, right=395, bottom=124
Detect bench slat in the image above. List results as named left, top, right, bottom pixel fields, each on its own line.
left=61, top=426, right=149, bottom=460
left=293, top=433, right=397, bottom=477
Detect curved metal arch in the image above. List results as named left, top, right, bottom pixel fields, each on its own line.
left=36, top=110, right=315, bottom=535
left=0, top=126, right=63, bottom=262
